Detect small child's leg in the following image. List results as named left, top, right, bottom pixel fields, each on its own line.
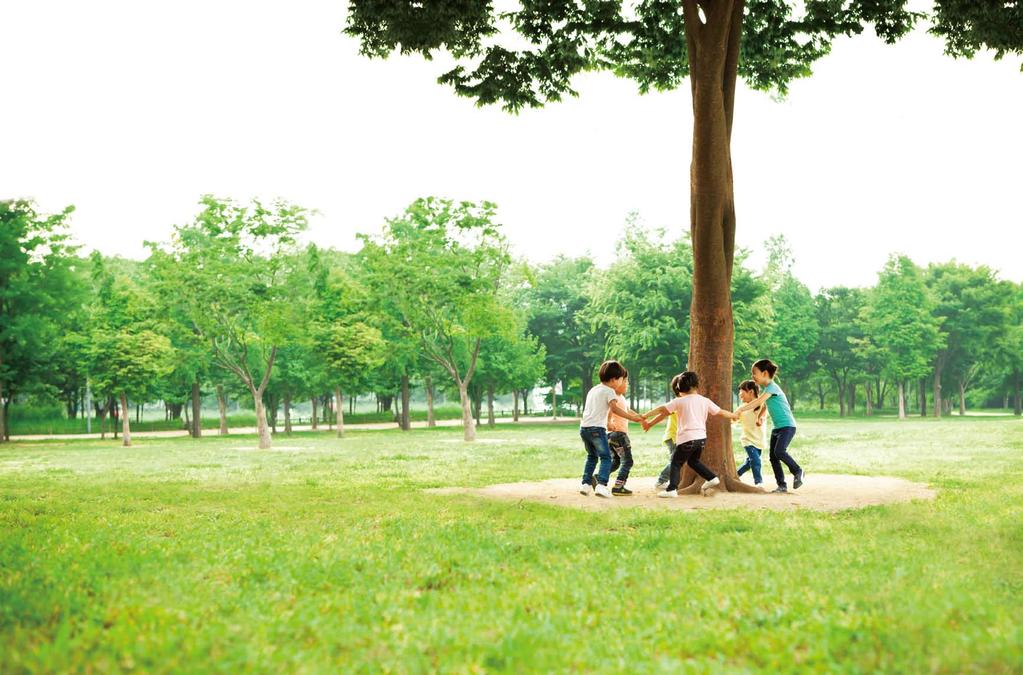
left=580, top=428, right=600, bottom=486
left=744, top=445, right=763, bottom=484
left=614, top=435, right=634, bottom=488
left=657, top=440, right=675, bottom=485
left=685, top=442, right=717, bottom=482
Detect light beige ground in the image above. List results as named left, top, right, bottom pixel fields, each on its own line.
left=430, top=474, right=936, bottom=513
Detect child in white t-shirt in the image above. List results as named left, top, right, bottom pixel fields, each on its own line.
left=579, top=361, right=649, bottom=498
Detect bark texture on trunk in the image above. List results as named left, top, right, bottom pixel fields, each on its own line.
left=400, top=375, right=411, bottom=431
left=426, top=377, right=436, bottom=427
left=217, top=385, right=229, bottom=435
left=253, top=392, right=271, bottom=449
left=335, top=387, right=344, bottom=438
left=191, top=380, right=202, bottom=438
left=120, top=392, right=132, bottom=447
left=459, top=384, right=476, bottom=442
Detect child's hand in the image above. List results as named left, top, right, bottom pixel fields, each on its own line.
left=755, top=417, right=763, bottom=427
left=640, top=419, right=651, bottom=432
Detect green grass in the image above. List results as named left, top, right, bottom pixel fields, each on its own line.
left=1, top=416, right=1022, bottom=673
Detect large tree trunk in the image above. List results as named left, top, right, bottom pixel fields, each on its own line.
left=119, top=392, right=132, bottom=447
left=252, top=388, right=272, bottom=449
left=674, top=0, right=755, bottom=494
left=335, top=387, right=344, bottom=438
left=898, top=381, right=907, bottom=419
left=426, top=377, right=436, bottom=428
left=933, top=362, right=943, bottom=418
left=311, top=397, right=319, bottom=430
left=400, top=374, right=411, bottom=431
left=958, top=379, right=966, bottom=416
left=513, top=389, right=519, bottom=422
left=283, top=392, right=292, bottom=435
left=217, top=385, right=229, bottom=435
left=487, top=384, right=495, bottom=427
left=458, top=382, right=476, bottom=442
left=191, top=379, right=202, bottom=438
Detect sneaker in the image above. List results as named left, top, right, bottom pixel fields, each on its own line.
left=655, top=481, right=669, bottom=492
left=657, top=489, right=678, bottom=498
left=579, top=483, right=593, bottom=496
left=595, top=484, right=612, bottom=498
left=611, top=486, right=633, bottom=496
left=771, top=486, right=788, bottom=493
left=793, top=470, right=805, bottom=490
left=700, top=477, right=721, bottom=496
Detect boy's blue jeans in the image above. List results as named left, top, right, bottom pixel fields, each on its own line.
left=580, top=426, right=613, bottom=486
left=737, top=445, right=763, bottom=484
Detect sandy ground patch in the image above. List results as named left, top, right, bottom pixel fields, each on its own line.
left=430, top=474, right=936, bottom=512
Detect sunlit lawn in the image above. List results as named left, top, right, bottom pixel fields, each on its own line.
left=2, top=415, right=1021, bottom=672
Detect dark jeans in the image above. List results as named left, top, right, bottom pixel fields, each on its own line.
left=580, top=426, right=613, bottom=486
left=608, top=431, right=634, bottom=484
left=666, top=438, right=717, bottom=491
left=737, top=445, right=763, bottom=484
left=658, top=439, right=675, bottom=484
left=769, top=426, right=801, bottom=488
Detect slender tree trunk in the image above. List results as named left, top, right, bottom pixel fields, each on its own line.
left=458, top=382, right=476, bottom=442
left=876, top=378, right=883, bottom=411
left=400, top=375, right=411, bottom=431
left=552, top=386, right=558, bottom=421
left=112, top=396, right=119, bottom=438
left=487, top=384, right=495, bottom=427
left=2, top=397, right=8, bottom=442
left=191, top=379, right=202, bottom=438
left=933, top=363, right=943, bottom=418
left=426, top=377, right=436, bottom=428
left=1014, top=369, right=1022, bottom=417
left=958, top=379, right=966, bottom=416
left=513, top=389, right=519, bottom=422
left=817, top=382, right=825, bottom=410
left=836, top=380, right=847, bottom=417
left=898, top=381, right=907, bottom=419
left=919, top=377, right=927, bottom=417
left=216, top=385, right=228, bottom=435
left=848, top=382, right=856, bottom=413
left=335, top=387, right=344, bottom=438
left=473, top=393, right=481, bottom=426
left=865, top=382, right=873, bottom=416
left=310, top=397, right=319, bottom=430
left=0, top=381, right=6, bottom=444
left=100, top=402, right=108, bottom=439
left=350, top=394, right=354, bottom=416
left=284, top=392, right=292, bottom=435
left=251, top=386, right=272, bottom=450
left=120, top=392, right=131, bottom=447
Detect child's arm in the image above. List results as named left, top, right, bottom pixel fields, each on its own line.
left=713, top=408, right=741, bottom=421
left=640, top=405, right=671, bottom=430
left=735, top=391, right=771, bottom=413
left=609, top=399, right=648, bottom=427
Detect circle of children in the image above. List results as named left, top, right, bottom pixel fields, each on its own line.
left=579, top=358, right=804, bottom=498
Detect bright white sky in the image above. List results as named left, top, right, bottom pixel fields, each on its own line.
left=2, top=1, right=1021, bottom=291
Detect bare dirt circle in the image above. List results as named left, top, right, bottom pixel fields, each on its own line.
left=431, top=474, right=936, bottom=512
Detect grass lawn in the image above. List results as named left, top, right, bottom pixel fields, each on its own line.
left=1, top=416, right=1021, bottom=672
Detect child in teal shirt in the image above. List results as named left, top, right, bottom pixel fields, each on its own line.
left=734, top=359, right=804, bottom=493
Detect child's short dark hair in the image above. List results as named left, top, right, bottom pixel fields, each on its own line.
left=739, top=380, right=759, bottom=396
left=598, top=360, right=628, bottom=383
left=752, top=359, right=778, bottom=378
left=671, top=371, right=699, bottom=394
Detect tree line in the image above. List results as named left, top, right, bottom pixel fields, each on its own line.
left=1, top=198, right=1020, bottom=447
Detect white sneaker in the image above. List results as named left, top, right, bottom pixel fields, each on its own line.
left=655, top=481, right=669, bottom=492
left=579, top=483, right=593, bottom=496
left=700, top=477, right=721, bottom=496
left=657, top=489, right=678, bottom=498
left=595, top=484, right=612, bottom=498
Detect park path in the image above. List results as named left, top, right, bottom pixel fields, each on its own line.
left=9, top=415, right=582, bottom=441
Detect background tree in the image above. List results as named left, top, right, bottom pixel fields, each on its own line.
left=343, top=0, right=1020, bottom=490
left=858, top=256, right=944, bottom=419
left=148, top=196, right=309, bottom=449
left=814, top=287, right=865, bottom=417
left=322, top=322, right=385, bottom=437
left=360, top=197, right=510, bottom=441
left=0, top=200, right=80, bottom=442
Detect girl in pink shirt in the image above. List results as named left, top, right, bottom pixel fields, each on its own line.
left=643, top=371, right=739, bottom=497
